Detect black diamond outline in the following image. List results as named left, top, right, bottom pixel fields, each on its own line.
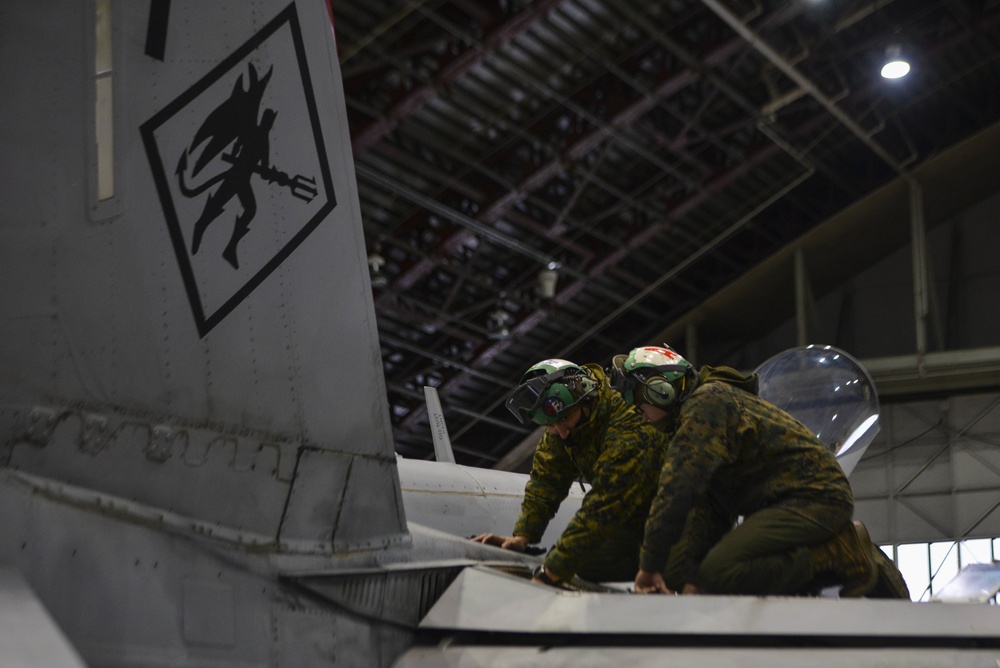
left=140, top=2, right=336, bottom=337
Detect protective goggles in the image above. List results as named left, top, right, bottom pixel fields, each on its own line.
left=505, top=368, right=576, bottom=425
left=609, top=362, right=646, bottom=404
left=608, top=355, right=639, bottom=405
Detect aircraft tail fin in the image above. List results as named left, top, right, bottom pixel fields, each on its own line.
left=0, top=0, right=407, bottom=556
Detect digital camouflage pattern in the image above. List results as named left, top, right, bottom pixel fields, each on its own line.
left=513, top=364, right=669, bottom=581
left=640, top=365, right=854, bottom=579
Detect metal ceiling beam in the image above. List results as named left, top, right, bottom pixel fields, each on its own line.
left=864, top=347, right=1000, bottom=399
left=380, top=297, right=491, bottom=340
left=491, top=168, right=810, bottom=475
left=337, top=0, right=435, bottom=64
left=358, top=163, right=557, bottom=267
left=651, top=117, right=1000, bottom=356
left=698, top=0, right=910, bottom=180
left=372, top=142, right=598, bottom=264
left=387, top=381, right=519, bottom=438
left=695, top=0, right=962, bottom=368
left=351, top=0, right=569, bottom=156
left=374, top=5, right=805, bottom=326
left=699, top=0, right=1000, bottom=368
left=363, top=160, right=665, bottom=323
left=381, top=18, right=883, bottom=452
left=556, top=167, right=816, bottom=373
left=402, top=4, right=736, bottom=241
left=338, top=2, right=1000, bottom=470
left=419, top=140, right=796, bottom=451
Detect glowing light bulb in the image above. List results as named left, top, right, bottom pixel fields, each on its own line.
left=881, top=44, right=910, bottom=79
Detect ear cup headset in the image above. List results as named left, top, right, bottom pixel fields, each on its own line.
left=635, top=364, right=699, bottom=407
left=610, top=346, right=697, bottom=408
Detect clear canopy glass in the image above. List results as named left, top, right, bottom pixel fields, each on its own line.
left=754, top=345, right=880, bottom=477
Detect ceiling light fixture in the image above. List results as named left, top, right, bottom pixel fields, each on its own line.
left=880, top=44, right=910, bottom=79
left=538, top=265, right=559, bottom=300
left=367, top=250, right=388, bottom=288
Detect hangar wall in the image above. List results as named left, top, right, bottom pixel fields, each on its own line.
left=725, top=188, right=1000, bottom=554
left=853, top=394, right=1000, bottom=544
left=750, top=187, right=1000, bottom=359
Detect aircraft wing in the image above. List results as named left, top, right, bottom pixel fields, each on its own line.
left=0, top=569, right=86, bottom=668
left=392, top=565, right=1000, bottom=667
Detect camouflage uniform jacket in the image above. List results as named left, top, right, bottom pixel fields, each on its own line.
left=639, top=365, right=854, bottom=579
left=513, top=364, right=669, bottom=581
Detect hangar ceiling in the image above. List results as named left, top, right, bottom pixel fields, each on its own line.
left=329, top=0, right=1000, bottom=465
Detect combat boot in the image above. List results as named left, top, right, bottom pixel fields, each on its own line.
left=868, top=548, right=911, bottom=599
left=809, top=520, right=878, bottom=597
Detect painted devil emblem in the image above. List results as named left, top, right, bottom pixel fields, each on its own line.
left=141, top=3, right=336, bottom=336
left=175, top=63, right=317, bottom=269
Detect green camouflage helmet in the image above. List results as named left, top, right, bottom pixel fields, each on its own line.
left=610, top=345, right=695, bottom=408
left=506, top=359, right=597, bottom=425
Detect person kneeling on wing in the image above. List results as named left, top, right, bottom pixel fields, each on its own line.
left=473, top=359, right=669, bottom=587
left=610, top=345, right=908, bottom=599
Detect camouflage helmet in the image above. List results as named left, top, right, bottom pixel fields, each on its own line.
left=610, top=345, right=695, bottom=408
left=505, top=359, right=597, bottom=426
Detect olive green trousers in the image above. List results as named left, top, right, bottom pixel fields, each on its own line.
left=691, top=505, right=850, bottom=595
left=573, top=505, right=851, bottom=593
